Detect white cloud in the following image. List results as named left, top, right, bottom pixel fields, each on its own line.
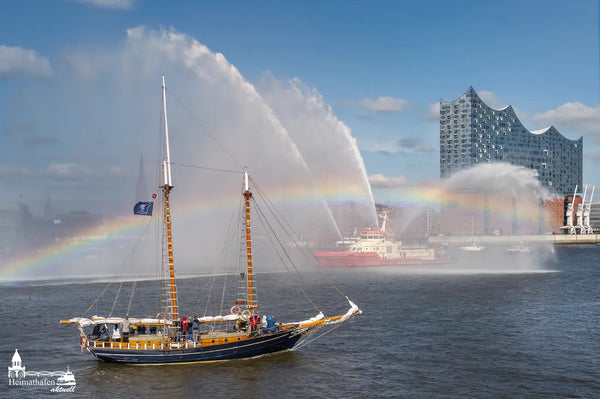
left=45, top=163, right=90, bottom=179
left=359, top=96, right=409, bottom=113
left=478, top=90, right=507, bottom=109
left=0, top=45, right=52, bottom=78
left=369, top=174, right=407, bottom=188
left=363, top=137, right=437, bottom=155
left=532, top=102, right=600, bottom=136
left=0, top=162, right=123, bottom=181
left=65, top=52, right=111, bottom=79
left=423, top=102, right=440, bottom=121
left=70, top=0, right=135, bottom=9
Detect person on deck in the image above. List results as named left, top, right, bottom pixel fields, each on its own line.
left=174, top=319, right=182, bottom=342
left=266, top=316, right=278, bottom=333
left=181, top=316, right=188, bottom=341
left=261, top=315, right=267, bottom=328
left=187, top=316, right=193, bottom=339
left=122, top=317, right=131, bottom=343
left=98, top=325, right=109, bottom=341
left=250, top=315, right=259, bottom=333
left=112, top=324, right=121, bottom=341
left=192, top=316, right=200, bottom=341
left=91, top=324, right=101, bottom=340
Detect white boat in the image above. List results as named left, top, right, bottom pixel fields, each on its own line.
left=460, top=244, right=485, bottom=252
left=461, top=218, right=484, bottom=251
left=507, top=242, right=531, bottom=254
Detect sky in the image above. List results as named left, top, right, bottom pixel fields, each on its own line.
left=0, top=0, right=598, bottom=217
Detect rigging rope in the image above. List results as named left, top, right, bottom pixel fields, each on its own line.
left=125, top=280, right=137, bottom=317
left=171, top=162, right=241, bottom=175
left=251, top=196, right=321, bottom=313
left=109, top=280, right=124, bottom=317
left=80, top=281, right=113, bottom=318
left=167, top=88, right=243, bottom=170
left=250, top=177, right=351, bottom=303
left=190, top=194, right=243, bottom=317
left=81, top=217, right=154, bottom=318
left=293, top=322, right=344, bottom=351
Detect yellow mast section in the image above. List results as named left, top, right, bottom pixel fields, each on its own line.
left=243, top=171, right=258, bottom=312
left=164, top=185, right=178, bottom=321
left=162, top=75, right=178, bottom=321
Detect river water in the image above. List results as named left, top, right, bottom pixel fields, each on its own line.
left=1, top=245, right=599, bottom=398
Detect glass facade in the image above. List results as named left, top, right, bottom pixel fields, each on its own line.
left=440, top=87, right=583, bottom=196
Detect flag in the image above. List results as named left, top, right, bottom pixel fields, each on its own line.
left=133, top=201, right=154, bottom=216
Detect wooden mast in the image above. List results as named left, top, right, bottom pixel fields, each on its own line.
left=243, top=170, right=258, bottom=312
left=162, top=75, right=178, bottom=322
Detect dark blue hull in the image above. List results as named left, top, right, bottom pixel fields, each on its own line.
left=88, top=330, right=304, bottom=364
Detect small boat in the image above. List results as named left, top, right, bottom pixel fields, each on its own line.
left=60, top=76, right=361, bottom=364
left=461, top=218, right=484, bottom=251
left=315, top=213, right=453, bottom=266
left=507, top=242, right=531, bottom=254
left=460, top=243, right=485, bottom=251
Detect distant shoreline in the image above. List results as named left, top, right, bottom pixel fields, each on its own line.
left=429, top=234, right=600, bottom=246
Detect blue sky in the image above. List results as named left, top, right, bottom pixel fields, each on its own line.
left=0, top=0, right=598, bottom=215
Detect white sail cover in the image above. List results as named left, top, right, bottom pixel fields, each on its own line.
left=66, top=316, right=173, bottom=326
left=291, top=312, right=325, bottom=327
left=66, top=314, right=244, bottom=326
left=325, top=299, right=361, bottom=325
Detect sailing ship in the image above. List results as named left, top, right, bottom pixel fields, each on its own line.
left=460, top=218, right=484, bottom=252
left=314, top=213, right=452, bottom=267
left=60, top=76, right=361, bottom=364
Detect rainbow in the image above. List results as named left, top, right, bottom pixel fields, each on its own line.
left=371, top=182, right=546, bottom=225
left=2, top=176, right=555, bottom=281
left=0, top=179, right=376, bottom=282
left=2, top=178, right=553, bottom=281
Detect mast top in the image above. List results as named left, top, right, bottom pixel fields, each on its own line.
left=162, top=74, right=173, bottom=188
left=243, top=169, right=250, bottom=194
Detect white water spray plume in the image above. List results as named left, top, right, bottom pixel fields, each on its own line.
left=1, top=27, right=377, bottom=280
left=442, top=162, right=553, bottom=200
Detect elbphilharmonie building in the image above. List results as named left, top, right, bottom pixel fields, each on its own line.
left=440, top=87, right=582, bottom=196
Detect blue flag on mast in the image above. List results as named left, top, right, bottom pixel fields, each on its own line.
left=133, top=201, right=154, bottom=216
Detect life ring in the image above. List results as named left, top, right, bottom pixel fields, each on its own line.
left=230, top=305, right=241, bottom=315
left=80, top=337, right=87, bottom=353
left=241, top=310, right=251, bottom=321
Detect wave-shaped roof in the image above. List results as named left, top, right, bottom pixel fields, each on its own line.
left=458, top=86, right=582, bottom=143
